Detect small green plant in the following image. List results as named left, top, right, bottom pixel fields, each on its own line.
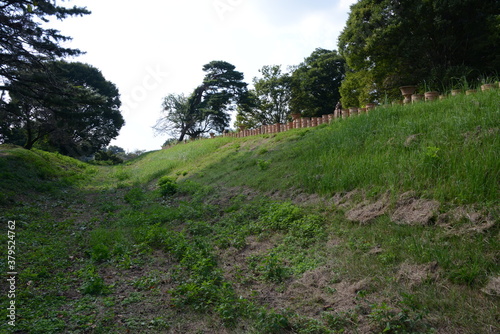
left=186, top=220, right=213, bottom=236
left=124, top=187, right=145, bottom=206
left=324, top=311, right=357, bottom=331
left=132, top=270, right=165, bottom=290
left=255, top=252, right=290, bottom=283
left=158, top=176, right=178, bottom=196
left=115, top=169, right=131, bottom=181
left=259, top=202, right=303, bottom=231
left=289, top=214, right=326, bottom=247
left=90, top=243, right=111, bottom=262
left=256, top=159, right=271, bottom=170
left=122, top=292, right=143, bottom=305
left=81, top=275, right=111, bottom=296
left=368, top=300, right=431, bottom=334
left=255, top=309, right=292, bottom=333
left=424, top=146, right=440, bottom=159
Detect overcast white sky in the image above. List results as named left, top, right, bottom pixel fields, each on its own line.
left=52, top=0, right=357, bottom=152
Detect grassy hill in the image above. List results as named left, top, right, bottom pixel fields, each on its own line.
left=0, top=90, right=498, bottom=333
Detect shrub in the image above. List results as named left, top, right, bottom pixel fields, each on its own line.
left=289, top=214, right=326, bottom=247
left=260, top=202, right=303, bottom=231
left=91, top=243, right=110, bottom=262
left=158, top=176, right=178, bottom=196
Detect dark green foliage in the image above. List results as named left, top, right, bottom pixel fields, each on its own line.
left=256, top=159, right=271, bottom=170
left=260, top=202, right=303, bottom=231
left=124, top=187, right=146, bottom=207
left=367, top=299, right=433, bottom=334
left=251, top=252, right=291, bottom=283
left=2, top=61, right=124, bottom=157
left=81, top=275, right=111, bottom=296
left=290, top=48, right=346, bottom=116
left=93, top=150, right=124, bottom=165
left=0, top=2, right=107, bottom=156
left=158, top=176, right=178, bottom=196
left=90, top=243, right=111, bottom=262
left=154, top=61, right=250, bottom=141
left=242, top=65, right=292, bottom=127
left=255, top=309, right=292, bottom=333
left=0, top=1, right=90, bottom=94
left=338, top=0, right=500, bottom=104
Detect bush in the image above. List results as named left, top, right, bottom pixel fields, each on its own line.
left=260, top=202, right=303, bottom=231
left=92, top=150, right=123, bottom=165
left=158, top=176, right=178, bottom=196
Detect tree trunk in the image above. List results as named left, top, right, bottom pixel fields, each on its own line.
left=178, top=129, right=187, bottom=142
left=24, top=118, right=35, bottom=150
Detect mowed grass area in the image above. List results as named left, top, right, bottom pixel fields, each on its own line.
left=0, top=90, right=498, bottom=333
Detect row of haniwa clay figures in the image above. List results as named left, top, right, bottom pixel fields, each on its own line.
left=222, top=102, right=377, bottom=138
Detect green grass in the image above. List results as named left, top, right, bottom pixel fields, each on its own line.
left=0, top=89, right=498, bottom=333
left=185, top=90, right=499, bottom=206
left=0, top=145, right=94, bottom=203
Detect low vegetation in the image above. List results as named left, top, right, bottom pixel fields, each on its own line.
left=0, top=90, right=498, bottom=333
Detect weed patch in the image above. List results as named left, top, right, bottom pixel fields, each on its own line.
left=158, top=175, right=178, bottom=196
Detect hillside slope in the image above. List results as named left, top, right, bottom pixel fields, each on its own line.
left=0, top=90, right=498, bottom=333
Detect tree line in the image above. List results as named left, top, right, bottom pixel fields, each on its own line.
left=154, top=49, right=346, bottom=142
left=156, top=0, right=499, bottom=142
left=1, top=1, right=498, bottom=152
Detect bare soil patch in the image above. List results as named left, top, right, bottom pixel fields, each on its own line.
left=391, top=191, right=440, bottom=225
left=463, top=126, right=500, bottom=143
left=332, top=189, right=363, bottom=209
left=396, top=261, right=440, bottom=287
left=345, top=193, right=390, bottom=224
left=481, top=276, right=500, bottom=296
left=437, top=206, right=497, bottom=234
left=207, top=186, right=260, bottom=208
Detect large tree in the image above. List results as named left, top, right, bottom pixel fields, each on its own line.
left=290, top=48, right=346, bottom=117
left=155, top=61, right=249, bottom=141
left=1, top=61, right=124, bottom=157
left=235, top=65, right=291, bottom=128
left=0, top=0, right=90, bottom=97
left=338, top=0, right=500, bottom=105
left=153, top=93, right=192, bottom=141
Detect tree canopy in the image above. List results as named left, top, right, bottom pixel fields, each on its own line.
left=0, top=0, right=90, bottom=96
left=1, top=61, right=124, bottom=157
left=235, top=65, right=291, bottom=129
left=290, top=48, right=346, bottom=117
left=0, top=1, right=122, bottom=157
left=338, top=0, right=500, bottom=106
left=234, top=49, right=346, bottom=128
left=154, top=61, right=249, bottom=141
